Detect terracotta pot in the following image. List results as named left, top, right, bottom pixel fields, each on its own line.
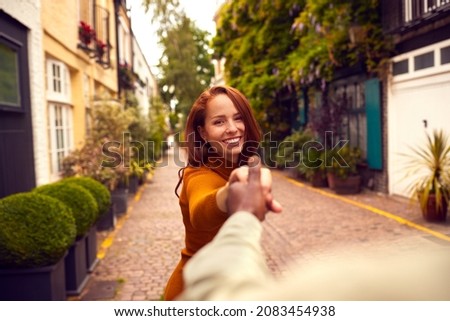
left=330, top=174, right=362, bottom=195
left=310, top=172, right=328, bottom=187
left=419, top=193, right=448, bottom=222
left=326, top=172, right=336, bottom=190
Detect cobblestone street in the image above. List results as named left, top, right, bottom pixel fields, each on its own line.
left=77, top=147, right=450, bottom=301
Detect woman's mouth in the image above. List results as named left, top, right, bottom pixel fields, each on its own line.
left=223, top=137, right=241, bottom=146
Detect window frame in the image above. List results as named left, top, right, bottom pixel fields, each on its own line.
left=48, top=103, right=74, bottom=177
left=0, top=33, right=24, bottom=112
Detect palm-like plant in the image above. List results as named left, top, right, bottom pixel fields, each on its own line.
left=403, top=130, right=450, bottom=220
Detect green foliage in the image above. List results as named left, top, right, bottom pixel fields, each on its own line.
left=34, top=182, right=98, bottom=238
left=213, top=0, right=391, bottom=139
left=61, top=176, right=111, bottom=217
left=289, top=0, right=391, bottom=85
left=401, top=130, right=450, bottom=213
left=62, top=100, right=136, bottom=190
left=143, top=0, right=213, bottom=125
left=90, top=100, right=136, bottom=142
left=158, top=15, right=214, bottom=120
left=213, top=0, right=304, bottom=138
left=275, top=129, right=316, bottom=168
left=148, top=95, right=170, bottom=161
left=143, top=0, right=183, bottom=32
left=299, top=145, right=327, bottom=181
left=0, top=192, right=76, bottom=268
left=326, top=145, right=362, bottom=179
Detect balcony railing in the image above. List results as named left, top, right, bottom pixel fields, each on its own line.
left=77, top=5, right=111, bottom=69
left=382, top=0, right=450, bottom=33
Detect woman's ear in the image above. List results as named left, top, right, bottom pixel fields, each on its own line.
left=197, top=126, right=207, bottom=142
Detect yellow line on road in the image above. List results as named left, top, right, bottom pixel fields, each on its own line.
left=283, top=175, right=450, bottom=243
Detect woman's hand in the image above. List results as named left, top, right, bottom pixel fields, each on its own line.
left=227, top=157, right=282, bottom=215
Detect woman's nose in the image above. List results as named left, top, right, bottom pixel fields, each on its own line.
left=226, top=120, right=238, bottom=133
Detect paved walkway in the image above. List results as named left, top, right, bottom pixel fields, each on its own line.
left=75, top=147, right=450, bottom=301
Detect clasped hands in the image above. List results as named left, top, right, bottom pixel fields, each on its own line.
left=226, top=156, right=282, bottom=221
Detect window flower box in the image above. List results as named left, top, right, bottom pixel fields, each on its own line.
left=78, top=21, right=96, bottom=47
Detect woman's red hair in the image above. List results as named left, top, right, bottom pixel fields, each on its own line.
left=175, top=85, right=262, bottom=196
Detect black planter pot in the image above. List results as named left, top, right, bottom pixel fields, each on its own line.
left=111, top=187, right=128, bottom=217
left=65, top=236, right=90, bottom=296
left=85, top=226, right=99, bottom=273
left=128, top=175, right=139, bottom=194
left=97, top=204, right=116, bottom=232
left=0, top=255, right=67, bottom=300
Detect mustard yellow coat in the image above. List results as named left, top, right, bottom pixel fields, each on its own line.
left=164, top=162, right=237, bottom=300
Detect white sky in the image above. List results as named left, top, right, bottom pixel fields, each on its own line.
left=129, top=0, right=224, bottom=76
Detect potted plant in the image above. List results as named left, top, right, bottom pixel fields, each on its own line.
left=0, top=192, right=76, bottom=300
left=275, top=129, right=316, bottom=178
left=78, top=21, right=96, bottom=49
left=62, top=176, right=111, bottom=271
left=127, top=159, right=146, bottom=194
left=326, top=145, right=363, bottom=194
left=61, top=99, right=136, bottom=218
left=299, top=143, right=328, bottom=187
left=95, top=39, right=107, bottom=61
left=34, top=182, right=98, bottom=295
left=402, top=130, right=450, bottom=222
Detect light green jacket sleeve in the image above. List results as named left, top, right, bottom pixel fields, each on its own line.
left=180, top=212, right=450, bottom=301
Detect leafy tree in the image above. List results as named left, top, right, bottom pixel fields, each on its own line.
left=212, top=0, right=391, bottom=142
left=158, top=16, right=214, bottom=117
left=212, top=0, right=305, bottom=141
left=288, top=0, right=391, bottom=86
left=143, top=0, right=214, bottom=129
left=148, top=95, right=170, bottom=161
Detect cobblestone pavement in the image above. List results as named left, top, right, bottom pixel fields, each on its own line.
left=76, top=147, right=450, bottom=301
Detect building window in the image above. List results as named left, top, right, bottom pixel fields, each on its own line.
left=48, top=104, right=73, bottom=175
left=118, top=16, right=131, bottom=64
left=441, top=45, right=450, bottom=65
left=0, top=38, right=21, bottom=109
left=393, top=59, right=409, bottom=75
left=46, top=59, right=72, bottom=176
left=46, top=59, right=71, bottom=103
left=414, top=51, right=434, bottom=71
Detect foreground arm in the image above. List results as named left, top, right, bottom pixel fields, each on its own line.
left=180, top=213, right=450, bottom=301
left=179, top=211, right=271, bottom=300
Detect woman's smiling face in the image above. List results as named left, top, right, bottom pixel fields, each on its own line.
left=198, top=94, right=246, bottom=163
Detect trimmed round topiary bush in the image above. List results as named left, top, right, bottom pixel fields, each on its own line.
left=0, top=192, right=76, bottom=268
left=62, top=176, right=111, bottom=219
left=34, top=182, right=98, bottom=238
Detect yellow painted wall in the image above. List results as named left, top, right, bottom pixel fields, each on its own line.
left=41, top=0, right=119, bottom=148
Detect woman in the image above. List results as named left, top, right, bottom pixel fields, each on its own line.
left=164, top=86, right=281, bottom=300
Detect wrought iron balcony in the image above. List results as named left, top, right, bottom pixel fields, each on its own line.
left=77, top=5, right=111, bottom=69
left=381, top=0, right=450, bottom=33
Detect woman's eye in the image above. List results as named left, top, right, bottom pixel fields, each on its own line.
left=213, top=120, right=224, bottom=125
left=234, top=115, right=243, bottom=121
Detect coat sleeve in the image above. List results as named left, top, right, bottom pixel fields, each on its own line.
left=180, top=211, right=271, bottom=300
left=183, top=167, right=229, bottom=230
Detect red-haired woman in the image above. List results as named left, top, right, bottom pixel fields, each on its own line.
left=164, top=86, right=281, bottom=300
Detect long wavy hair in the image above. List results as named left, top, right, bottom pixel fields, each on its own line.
left=175, top=85, right=262, bottom=197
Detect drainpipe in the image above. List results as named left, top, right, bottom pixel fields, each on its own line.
left=114, top=0, right=122, bottom=99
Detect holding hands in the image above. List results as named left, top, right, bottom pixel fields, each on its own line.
left=227, top=157, right=282, bottom=220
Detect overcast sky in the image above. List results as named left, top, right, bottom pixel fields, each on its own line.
left=129, top=0, right=224, bottom=76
